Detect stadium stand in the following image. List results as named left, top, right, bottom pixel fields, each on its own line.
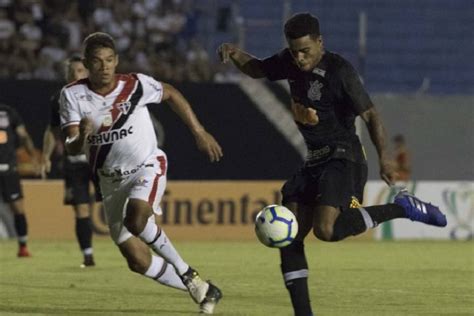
left=1, top=1, right=472, bottom=93
left=210, top=0, right=473, bottom=93
left=0, top=0, right=212, bottom=82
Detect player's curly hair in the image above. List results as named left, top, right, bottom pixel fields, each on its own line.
left=284, top=13, right=320, bottom=40
left=83, top=32, right=116, bottom=58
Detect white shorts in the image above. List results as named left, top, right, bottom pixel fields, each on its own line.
left=98, top=154, right=167, bottom=244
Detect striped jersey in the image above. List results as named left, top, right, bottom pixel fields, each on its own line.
left=59, top=73, right=164, bottom=174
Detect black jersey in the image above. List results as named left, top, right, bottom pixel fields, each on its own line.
left=262, top=50, right=372, bottom=155
left=0, top=104, right=23, bottom=172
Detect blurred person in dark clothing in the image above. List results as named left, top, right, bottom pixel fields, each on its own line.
left=0, top=103, right=39, bottom=257
left=41, top=55, right=99, bottom=268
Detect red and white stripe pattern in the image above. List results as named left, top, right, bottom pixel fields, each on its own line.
left=89, top=74, right=139, bottom=174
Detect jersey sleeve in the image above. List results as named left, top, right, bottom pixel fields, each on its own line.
left=261, top=49, right=291, bottom=81
left=137, top=73, right=164, bottom=104
left=339, top=59, right=373, bottom=114
left=59, top=88, right=81, bottom=128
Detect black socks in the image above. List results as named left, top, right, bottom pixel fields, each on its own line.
left=75, top=217, right=93, bottom=250
left=280, top=240, right=313, bottom=316
left=13, top=214, right=27, bottom=246
left=332, top=204, right=406, bottom=241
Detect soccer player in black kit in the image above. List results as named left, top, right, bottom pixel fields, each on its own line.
left=41, top=55, right=98, bottom=267
left=218, top=13, right=447, bottom=316
left=0, top=104, right=38, bottom=257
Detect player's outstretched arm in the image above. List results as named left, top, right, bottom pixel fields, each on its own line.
left=161, top=83, right=223, bottom=162
left=64, top=118, right=92, bottom=156
left=360, top=107, right=397, bottom=185
left=217, top=43, right=266, bottom=79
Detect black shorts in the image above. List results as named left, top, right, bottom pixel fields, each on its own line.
left=281, top=159, right=368, bottom=208
left=0, top=171, right=23, bottom=202
left=64, top=161, right=101, bottom=205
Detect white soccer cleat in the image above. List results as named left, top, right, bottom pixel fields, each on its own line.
left=180, top=267, right=209, bottom=304
left=199, top=281, right=223, bottom=314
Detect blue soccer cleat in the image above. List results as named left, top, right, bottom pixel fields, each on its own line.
left=394, top=190, right=447, bottom=227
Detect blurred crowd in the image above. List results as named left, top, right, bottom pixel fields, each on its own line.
left=0, top=0, right=213, bottom=82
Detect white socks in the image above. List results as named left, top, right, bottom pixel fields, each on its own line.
left=358, top=207, right=376, bottom=230
left=144, top=255, right=186, bottom=290
left=139, top=216, right=189, bottom=275
left=139, top=216, right=158, bottom=241
left=83, top=247, right=93, bottom=255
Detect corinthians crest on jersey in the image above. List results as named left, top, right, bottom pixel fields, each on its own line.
left=307, top=80, right=323, bottom=101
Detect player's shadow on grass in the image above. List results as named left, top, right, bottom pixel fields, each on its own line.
left=0, top=282, right=195, bottom=314
left=0, top=305, right=196, bottom=315
left=0, top=280, right=187, bottom=297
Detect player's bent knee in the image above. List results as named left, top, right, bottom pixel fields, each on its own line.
left=119, top=238, right=151, bottom=274
left=9, top=200, right=25, bottom=214
left=123, top=215, right=147, bottom=236
left=125, top=199, right=153, bottom=236
left=313, top=223, right=334, bottom=242
left=126, top=256, right=149, bottom=274
left=74, top=203, right=90, bottom=218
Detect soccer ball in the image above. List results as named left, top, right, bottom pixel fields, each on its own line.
left=255, top=205, right=298, bottom=248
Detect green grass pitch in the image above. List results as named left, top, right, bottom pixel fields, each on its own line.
left=0, top=238, right=473, bottom=316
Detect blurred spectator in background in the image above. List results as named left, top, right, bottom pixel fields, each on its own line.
left=0, top=103, right=39, bottom=257
left=62, top=2, right=83, bottom=51
left=0, top=0, right=212, bottom=82
left=0, top=8, right=14, bottom=42
left=392, top=134, right=411, bottom=181
left=185, top=39, right=211, bottom=82
left=0, top=8, right=15, bottom=77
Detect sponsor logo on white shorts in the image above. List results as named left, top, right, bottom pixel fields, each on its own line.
left=135, top=176, right=149, bottom=187
left=100, top=163, right=153, bottom=178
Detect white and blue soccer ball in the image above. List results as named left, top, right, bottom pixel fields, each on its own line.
left=255, top=205, right=298, bottom=248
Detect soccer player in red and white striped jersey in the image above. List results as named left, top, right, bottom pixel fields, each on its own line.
left=60, top=32, right=223, bottom=314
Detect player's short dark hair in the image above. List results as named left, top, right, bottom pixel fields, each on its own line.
left=83, top=32, right=116, bottom=58
left=284, top=13, right=320, bottom=39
